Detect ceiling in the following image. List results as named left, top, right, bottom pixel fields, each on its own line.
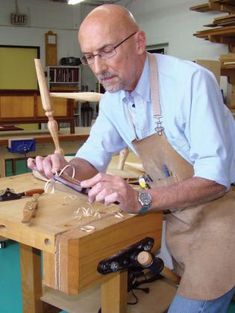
left=50, top=0, right=121, bottom=4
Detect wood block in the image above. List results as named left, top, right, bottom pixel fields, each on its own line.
left=196, top=59, right=221, bottom=84
left=227, top=83, right=235, bottom=108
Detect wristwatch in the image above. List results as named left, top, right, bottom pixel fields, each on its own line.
left=138, top=191, right=152, bottom=214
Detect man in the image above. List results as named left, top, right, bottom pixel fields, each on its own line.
left=28, top=4, right=235, bottom=313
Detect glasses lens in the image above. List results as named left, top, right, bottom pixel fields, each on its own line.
left=80, top=56, right=88, bottom=65
left=81, top=45, right=116, bottom=65
left=100, top=47, right=116, bottom=59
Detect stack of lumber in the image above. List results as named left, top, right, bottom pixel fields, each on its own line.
left=190, top=0, right=235, bottom=13
left=220, top=53, right=235, bottom=70
left=191, top=0, right=235, bottom=109
left=192, top=0, right=235, bottom=42
left=205, top=13, right=235, bottom=27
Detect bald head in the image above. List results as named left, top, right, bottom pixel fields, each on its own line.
left=78, top=4, right=146, bottom=92
left=79, top=5, right=139, bottom=43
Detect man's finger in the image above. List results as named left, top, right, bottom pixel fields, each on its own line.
left=104, top=192, right=121, bottom=206
left=81, top=173, right=106, bottom=187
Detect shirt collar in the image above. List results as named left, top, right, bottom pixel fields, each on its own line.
left=122, top=55, right=151, bottom=104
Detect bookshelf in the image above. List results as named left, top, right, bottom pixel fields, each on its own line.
left=47, top=66, right=80, bottom=91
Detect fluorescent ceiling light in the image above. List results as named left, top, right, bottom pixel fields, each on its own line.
left=68, top=0, right=85, bottom=4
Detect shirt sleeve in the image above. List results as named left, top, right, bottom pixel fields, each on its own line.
left=185, top=68, right=232, bottom=188
left=75, top=97, right=127, bottom=172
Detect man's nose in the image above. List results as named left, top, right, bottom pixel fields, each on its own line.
left=92, top=55, right=107, bottom=75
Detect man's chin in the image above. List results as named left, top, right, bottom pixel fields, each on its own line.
left=102, top=84, right=121, bottom=93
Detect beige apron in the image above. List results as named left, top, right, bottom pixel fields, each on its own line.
left=132, top=53, right=235, bottom=300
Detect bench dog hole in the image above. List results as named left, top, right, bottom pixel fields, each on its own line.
left=44, top=238, right=51, bottom=245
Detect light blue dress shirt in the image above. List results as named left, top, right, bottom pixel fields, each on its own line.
left=76, top=54, right=235, bottom=189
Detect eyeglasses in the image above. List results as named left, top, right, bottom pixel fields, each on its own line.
left=80, top=31, right=137, bottom=65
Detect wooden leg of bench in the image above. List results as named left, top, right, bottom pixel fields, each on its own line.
left=20, top=244, right=43, bottom=313
left=101, top=271, right=128, bottom=313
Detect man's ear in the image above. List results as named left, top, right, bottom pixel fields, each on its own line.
left=135, top=31, right=146, bottom=55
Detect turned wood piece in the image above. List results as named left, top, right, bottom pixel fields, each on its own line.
left=34, top=59, right=63, bottom=154
left=117, top=147, right=129, bottom=170
left=137, top=251, right=180, bottom=284
left=50, top=92, right=102, bottom=102
left=137, top=250, right=153, bottom=266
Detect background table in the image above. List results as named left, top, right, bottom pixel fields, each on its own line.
left=0, top=127, right=90, bottom=178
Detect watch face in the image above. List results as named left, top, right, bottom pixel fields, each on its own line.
left=139, top=192, right=152, bottom=206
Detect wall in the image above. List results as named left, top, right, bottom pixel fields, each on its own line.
left=120, top=0, right=229, bottom=97
left=79, top=3, right=99, bottom=91
left=121, top=0, right=228, bottom=60
left=0, top=0, right=230, bottom=93
left=0, top=0, right=82, bottom=69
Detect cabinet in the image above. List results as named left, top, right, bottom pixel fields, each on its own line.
left=191, top=0, right=235, bottom=109
left=47, top=66, right=80, bottom=91
left=0, top=90, right=76, bottom=133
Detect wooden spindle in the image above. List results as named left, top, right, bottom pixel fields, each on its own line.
left=34, top=59, right=63, bottom=155
left=50, top=91, right=102, bottom=102
left=117, top=147, right=129, bottom=170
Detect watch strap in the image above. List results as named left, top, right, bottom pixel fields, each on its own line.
left=139, top=205, right=150, bottom=214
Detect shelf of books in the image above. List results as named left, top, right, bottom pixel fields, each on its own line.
left=47, top=66, right=80, bottom=91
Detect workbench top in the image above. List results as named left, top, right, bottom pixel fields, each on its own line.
left=0, top=173, right=133, bottom=253
left=0, top=172, right=162, bottom=294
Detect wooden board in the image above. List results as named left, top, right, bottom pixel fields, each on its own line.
left=211, top=13, right=235, bottom=27
left=194, top=25, right=235, bottom=39
left=42, top=278, right=176, bottom=313
left=190, top=1, right=235, bottom=13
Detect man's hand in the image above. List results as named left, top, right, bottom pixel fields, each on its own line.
left=80, top=173, right=140, bottom=213
left=27, top=153, right=68, bottom=179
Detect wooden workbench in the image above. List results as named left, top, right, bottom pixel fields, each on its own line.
left=0, top=127, right=90, bottom=178
left=0, top=173, right=162, bottom=313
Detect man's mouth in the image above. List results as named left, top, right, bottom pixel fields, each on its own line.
left=99, top=74, right=116, bottom=84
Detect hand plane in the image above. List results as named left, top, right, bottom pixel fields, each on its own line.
left=0, top=188, right=44, bottom=201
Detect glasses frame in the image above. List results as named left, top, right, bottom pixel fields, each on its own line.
left=80, top=31, right=137, bottom=65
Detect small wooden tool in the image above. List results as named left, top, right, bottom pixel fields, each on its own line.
left=21, top=193, right=40, bottom=224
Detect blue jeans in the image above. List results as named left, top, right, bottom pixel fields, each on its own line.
left=167, top=287, right=235, bottom=313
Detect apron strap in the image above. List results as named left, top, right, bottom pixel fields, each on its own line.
left=148, top=53, right=164, bottom=135
left=148, top=52, right=161, bottom=117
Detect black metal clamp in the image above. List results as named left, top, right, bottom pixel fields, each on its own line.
left=97, top=237, right=164, bottom=275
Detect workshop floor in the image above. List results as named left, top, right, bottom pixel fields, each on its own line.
left=1, top=160, right=235, bottom=313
